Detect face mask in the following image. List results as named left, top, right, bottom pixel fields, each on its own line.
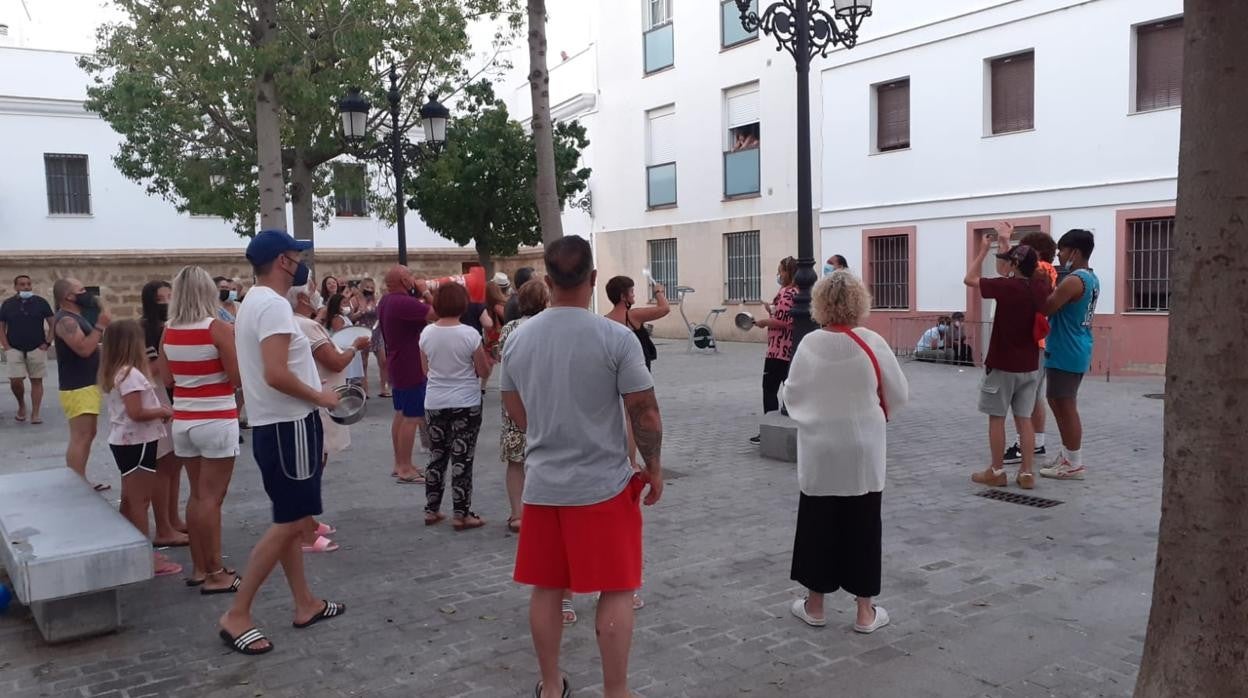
left=822, top=264, right=835, bottom=277
left=74, top=292, right=99, bottom=309
left=775, top=275, right=783, bottom=286
left=281, top=256, right=310, bottom=287
left=156, top=304, right=169, bottom=323
left=18, top=291, right=33, bottom=299
left=363, top=291, right=374, bottom=298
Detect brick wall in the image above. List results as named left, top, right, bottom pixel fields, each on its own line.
left=0, top=247, right=544, bottom=320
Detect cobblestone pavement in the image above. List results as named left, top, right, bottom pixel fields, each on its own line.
left=0, top=339, right=1165, bottom=697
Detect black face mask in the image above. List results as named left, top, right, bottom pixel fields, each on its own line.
left=74, top=292, right=99, bottom=310
left=363, top=291, right=375, bottom=298
left=156, top=304, right=169, bottom=323
left=408, top=287, right=420, bottom=297
left=219, top=289, right=231, bottom=302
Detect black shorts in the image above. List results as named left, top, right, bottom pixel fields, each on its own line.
left=252, top=411, right=324, bottom=524
left=1045, top=368, right=1085, bottom=400
left=109, top=441, right=159, bottom=477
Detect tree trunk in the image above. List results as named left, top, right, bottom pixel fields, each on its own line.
left=1135, top=3, right=1248, bottom=696
left=527, top=0, right=563, bottom=246
left=254, top=0, right=286, bottom=232
left=474, top=236, right=494, bottom=278
left=290, top=150, right=316, bottom=270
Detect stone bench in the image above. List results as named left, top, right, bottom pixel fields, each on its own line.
left=758, top=412, right=797, bottom=462
left=0, top=468, right=153, bottom=643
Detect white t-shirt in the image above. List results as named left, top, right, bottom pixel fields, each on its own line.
left=419, top=323, right=483, bottom=410
left=916, top=325, right=946, bottom=351
left=234, top=285, right=321, bottom=426
left=105, top=366, right=168, bottom=446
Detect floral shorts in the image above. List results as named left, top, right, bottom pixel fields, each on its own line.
left=500, top=412, right=526, bottom=463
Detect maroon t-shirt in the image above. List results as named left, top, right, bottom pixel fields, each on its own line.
left=378, top=291, right=430, bottom=389
left=980, top=277, right=1050, bottom=373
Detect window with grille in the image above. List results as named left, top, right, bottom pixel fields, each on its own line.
left=1136, top=17, right=1183, bottom=112
left=990, top=51, right=1034, bottom=134
left=44, top=154, right=91, bottom=215
left=868, top=234, right=909, bottom=309
left=1127, top=217, right=1174, bottom=312
left=647, top=238, right=678, bottom=300
left=724, top=231, right=761, bottom=302
left=333, top=164, right=368, bottom=217
left=724, top=82, right=760, bottom=197
left=876, top=79, right=910, bottom=152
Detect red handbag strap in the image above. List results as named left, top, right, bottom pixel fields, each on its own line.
left=830, top=326, right=889, bottom=421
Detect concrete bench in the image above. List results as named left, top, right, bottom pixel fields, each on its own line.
left=758, top=412, right=797, bottom=462
left=0, top=468, right=153, bottom=642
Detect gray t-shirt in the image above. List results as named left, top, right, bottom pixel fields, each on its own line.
left=499, top=306, right=654, bottom=506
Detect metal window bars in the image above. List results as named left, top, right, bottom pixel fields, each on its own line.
left=724, top=231, right=761, bottom=302
left=647, top=238, right=679, bottom=299
left=1127, top=217, right=1174, bottom=312
left=44, top=154, right=91, bottom=215
left=869, top=234, right=909, bottom=309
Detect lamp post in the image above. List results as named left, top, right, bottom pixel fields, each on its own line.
left=736, top=0, right=872, bottom=347
left=338, top=64, right=450, bottom=266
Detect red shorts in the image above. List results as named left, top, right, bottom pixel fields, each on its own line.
left=514, top=475, right=645, bottom=594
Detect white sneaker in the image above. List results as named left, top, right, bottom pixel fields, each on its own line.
left=1040, top=447, right=1065, bottom=468
left=790, top=598, right=826, bottom=627
left=854, top=605, right=890, bottom=634
left=1039, top=456, right=1086, bottom=480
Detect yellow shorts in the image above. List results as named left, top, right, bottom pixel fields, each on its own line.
left=59, top=385, right=102, bottom=419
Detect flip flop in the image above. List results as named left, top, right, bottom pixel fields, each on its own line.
left=315, top=522, right=337, bottom=536
left=425, top=512, right=446, bottom=526
left=201, top=576, right=243, bottom=596
left=30, top=417, right=42, bottom=424
left=534, top=677, right=572, bottom=698
left=154, top=559, right=183, bottom=577
left=154, top=538, right=190, bottom=548
left=186, top=567, right=237, bottom=587
left=219, top=627, right=273, bottom=655
left=507, top=517, right=521, bottom=534
left=396, top=474, right=425, bottom=484
left=452, top=514, right=486, bottom=532
left=14, top=414, right=25, bottom=422
left=292, top=600, right=346, bottom=629
left=561, top=599, right=577, bottom=626
left=301, top=536, right=339, bottom=553
left=92, top=482, right=112, bottom=492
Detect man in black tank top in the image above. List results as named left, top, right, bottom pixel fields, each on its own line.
left=51, top=278, right=112, bottom=490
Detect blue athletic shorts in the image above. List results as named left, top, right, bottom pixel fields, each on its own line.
left=392, top=384, right=427, bottom=418
left=252, top=411, right=324, bottom=524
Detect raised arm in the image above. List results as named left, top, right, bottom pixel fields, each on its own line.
left=622, top=387, right=663, bottom=505
left=55, top=312, right=109, bottom=358
left=964, top=233, right=995, bottom=288
left=629, top=284, right=671, bottom=324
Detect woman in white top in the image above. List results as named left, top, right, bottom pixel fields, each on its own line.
left=288, top=282, right=370, bottom=554
left=780, top=270, right=909, bottom=634
left=419, top=283, right=491, bottom=531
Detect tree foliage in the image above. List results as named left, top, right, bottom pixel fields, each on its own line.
left=80, top=0, right=515, bottom=238
left=407, top=81, right=589, bottom=271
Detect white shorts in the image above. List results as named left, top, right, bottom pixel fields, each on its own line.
left=173, top=419, right=240, bottom=460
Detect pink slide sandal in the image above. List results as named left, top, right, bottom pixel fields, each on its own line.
left=302, top=536, right=340, bottom=554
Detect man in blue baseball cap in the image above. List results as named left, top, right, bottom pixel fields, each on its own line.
left=219, top=230, right=345, bottom=655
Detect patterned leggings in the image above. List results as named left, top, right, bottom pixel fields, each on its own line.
left=425, top=405, right=483, bottom=517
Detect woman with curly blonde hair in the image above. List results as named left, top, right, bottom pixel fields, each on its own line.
left=780, top=270, right=909, bottom=633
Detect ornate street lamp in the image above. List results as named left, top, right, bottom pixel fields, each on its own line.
left=338, top=64, right=450, bottom=266
left=736, top=0, right=872, bottom=347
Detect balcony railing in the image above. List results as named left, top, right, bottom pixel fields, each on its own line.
left=724, top=147, right=760, bottom=198
left=644, top=23, right=674, bottom=74
left=646, top=162, right=677, bottom=208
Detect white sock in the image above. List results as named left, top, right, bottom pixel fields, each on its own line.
left=1035, top=434, right=1046, bottom=448
left=1066, top=448, right=1082, bottom=467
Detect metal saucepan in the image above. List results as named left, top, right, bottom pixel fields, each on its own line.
left=326, top=384, right=367, bottom=425
left=734, top=311, right=756, bottom=331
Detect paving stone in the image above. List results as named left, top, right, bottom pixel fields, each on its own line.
left=0, top=341, right=1164, bottom=696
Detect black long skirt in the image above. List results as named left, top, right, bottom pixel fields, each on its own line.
left=790, top=491, right=882, bottom=598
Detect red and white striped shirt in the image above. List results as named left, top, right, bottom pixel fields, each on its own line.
left=163, top=318, right=237, bottom=421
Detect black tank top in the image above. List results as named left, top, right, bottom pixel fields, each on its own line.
left=54, top=310, right=99, bottom=390
left=627, top=310, right=658, bottom=371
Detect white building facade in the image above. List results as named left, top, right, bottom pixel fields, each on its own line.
left=0, top=46, right=455, bottom=253
left=818, top=0, right=1180, bottom=375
